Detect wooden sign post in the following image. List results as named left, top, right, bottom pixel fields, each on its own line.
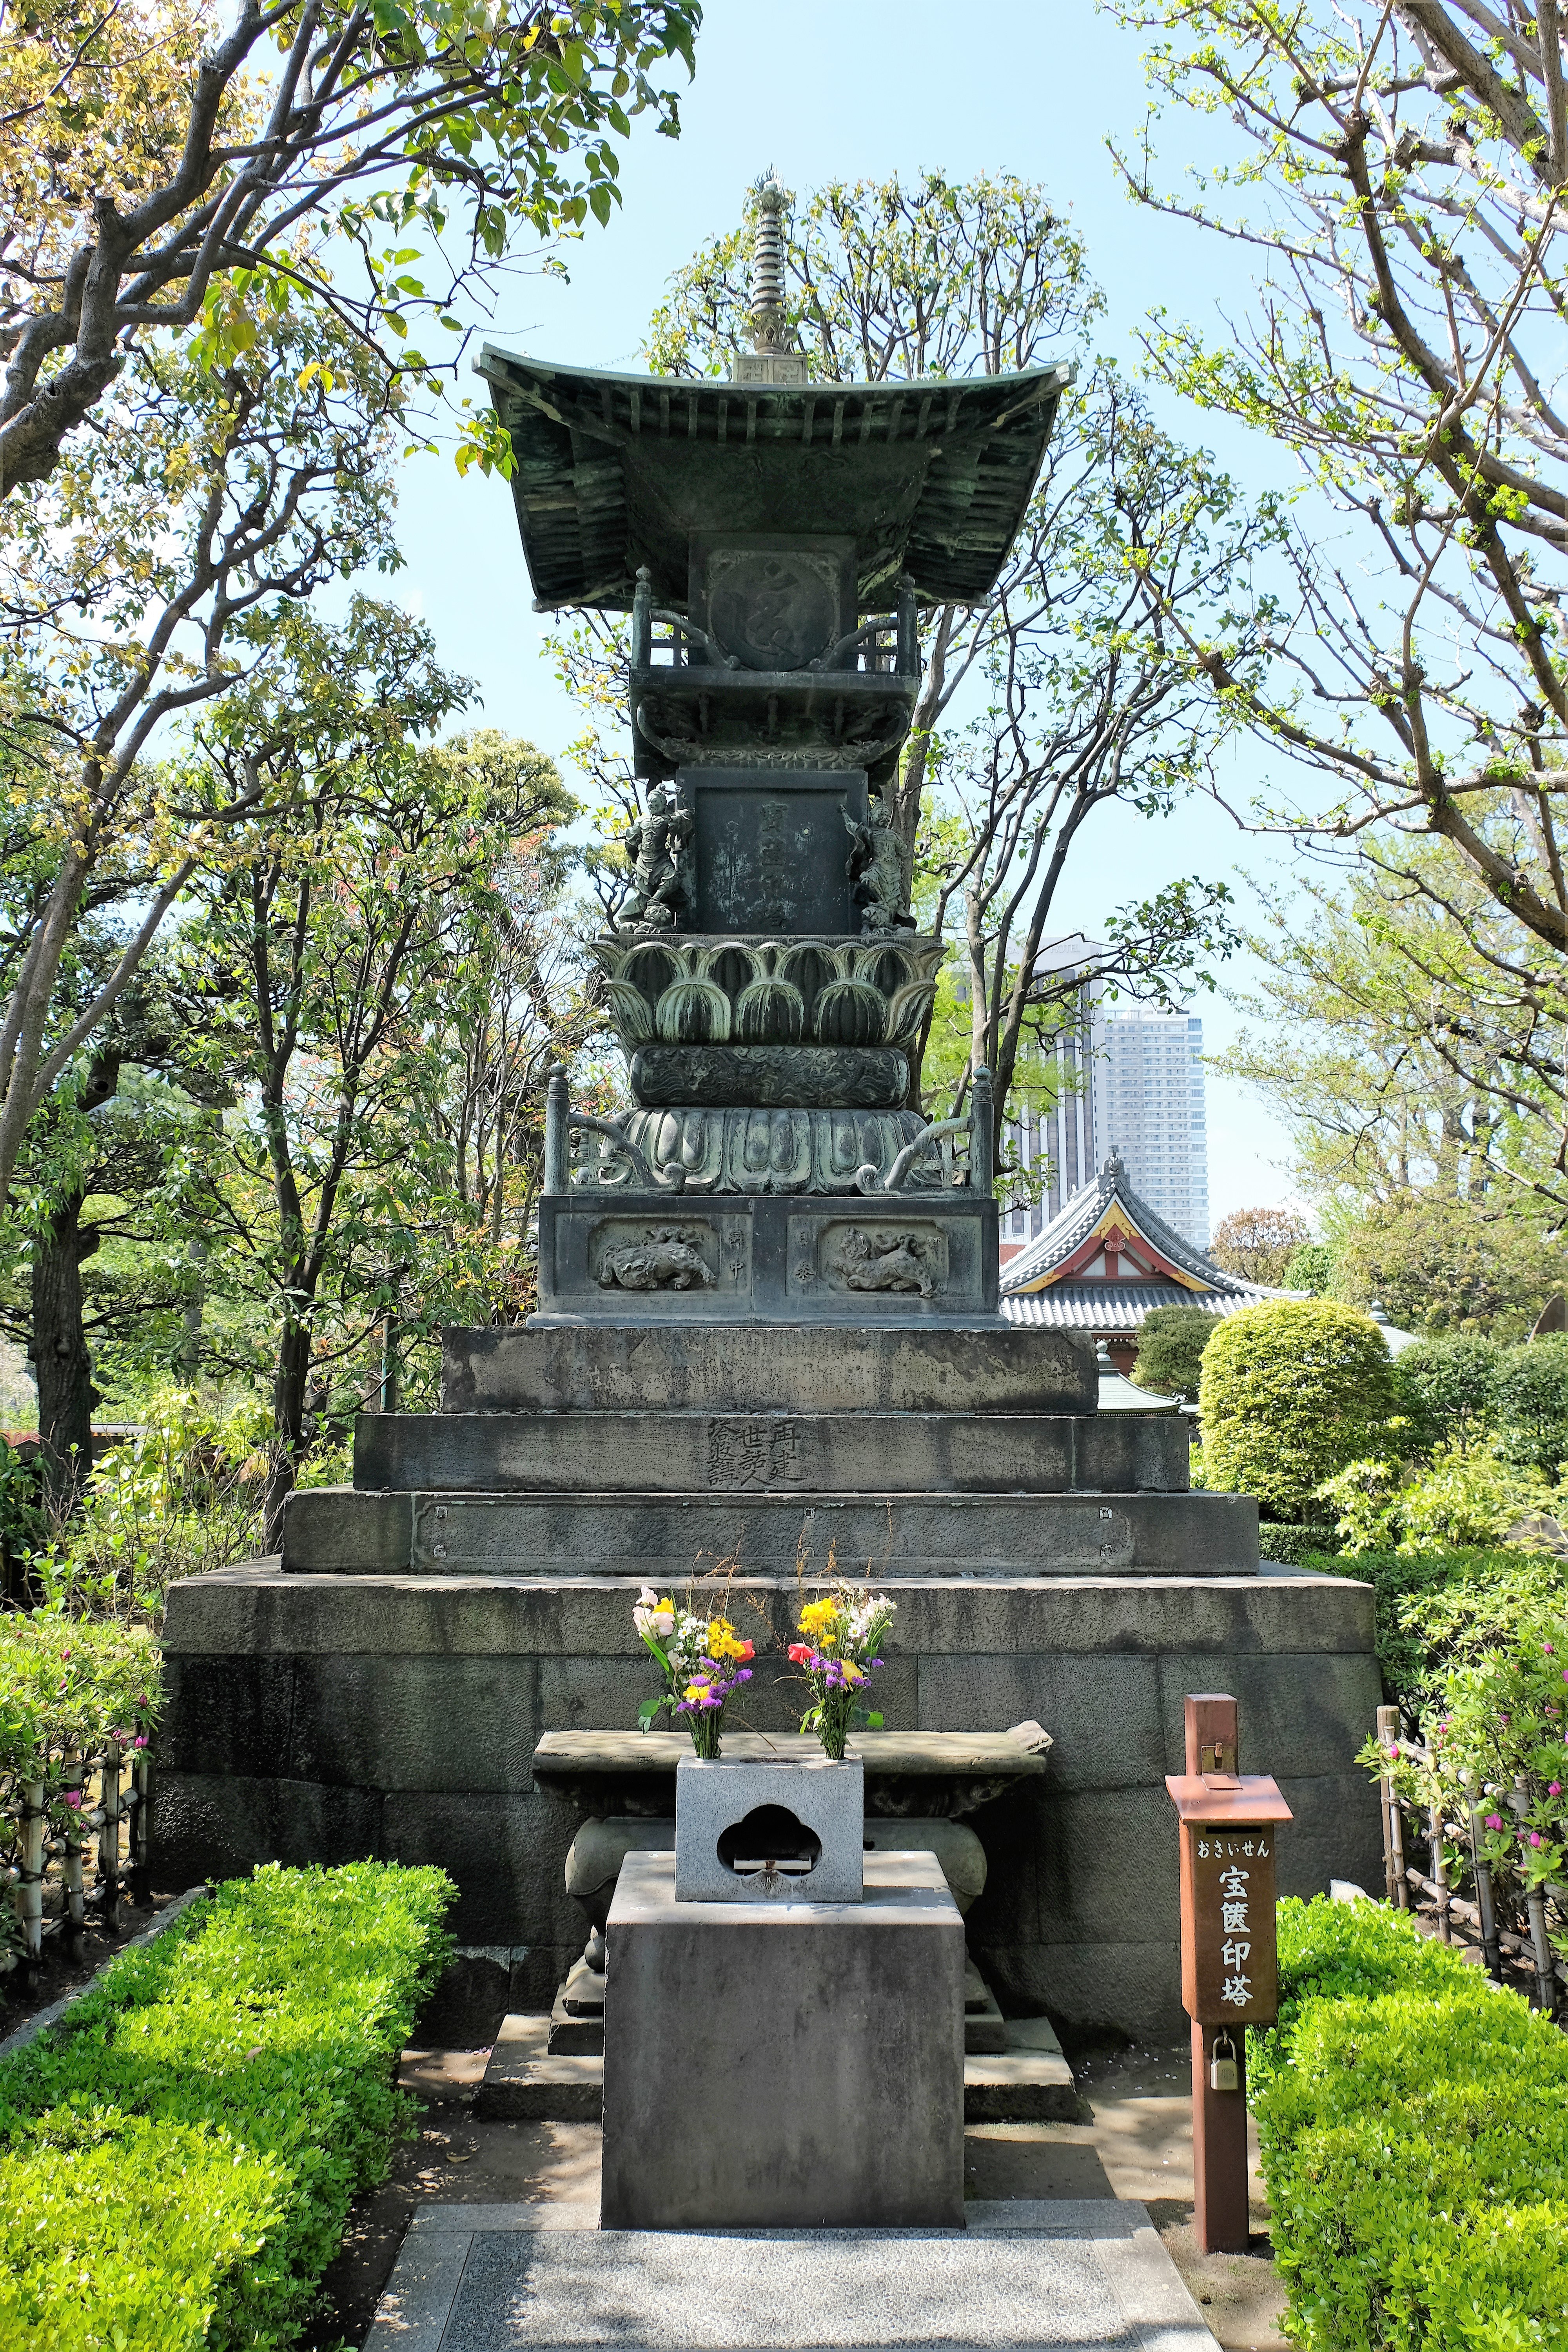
left=1165, top=1693, right=1292, bottom=2254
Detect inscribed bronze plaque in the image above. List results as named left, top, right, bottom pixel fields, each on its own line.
left=691, top=770, right=866, bottom=934
left=1179, top=1826, right=1279, bottom=2027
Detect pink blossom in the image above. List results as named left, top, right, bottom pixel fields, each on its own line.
left=62, top=1791, right=81, bottom=1809
left=132, top=1735, right=147, bottom=1751
left=1485, top=1814, right=1504, bottom=1831
left=1530, top=1831, right=1544, bottom=1848
left=1546, top=1643, right=1557, bottom=1655
left=1388, top=1742, right=1401, bottom=1760
left=1550, top=1784, right=1563, bottom=1798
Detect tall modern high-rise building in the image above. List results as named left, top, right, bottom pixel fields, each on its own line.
left=1098, top=1005, right=1210, bottom=1250
left=997, top=940, right=1211, bottom=1261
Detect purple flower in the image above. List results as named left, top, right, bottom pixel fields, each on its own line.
left=62, top=1791, right=81, bottom=1809
left=132, top=1735, right=147, bottom=1750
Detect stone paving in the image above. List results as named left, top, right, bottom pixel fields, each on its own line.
left=365, top=2200, right=1220, bottom=2352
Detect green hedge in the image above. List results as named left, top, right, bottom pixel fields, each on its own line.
left=1252, top=1898, right=1568, bottom=2351
left=1303, top=1545, right=1553, bottom=1706
left=0, top=1859, right=452, bottom=2351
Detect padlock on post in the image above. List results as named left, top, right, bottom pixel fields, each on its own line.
left=1209, top=2028, right=1240, bottom=2093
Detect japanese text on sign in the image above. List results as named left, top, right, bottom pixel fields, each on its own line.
left=1181, top=1831, right=1278, bottom=2026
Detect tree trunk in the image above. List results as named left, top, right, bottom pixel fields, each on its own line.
left=30, top=1188, right=98, bottom=1512
left=262, top=1313, right=311, bottom=1554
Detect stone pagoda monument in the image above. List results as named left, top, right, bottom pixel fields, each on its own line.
left=151, top=183, right=1382, bottom=2054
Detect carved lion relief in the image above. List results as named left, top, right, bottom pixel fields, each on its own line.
left=595, top=1225, right=716, bottom=1292
left=826, top=1225, right=937, bottom=1299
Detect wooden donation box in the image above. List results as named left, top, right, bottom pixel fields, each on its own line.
left=1165, top=1692, right=1293, bottom=2255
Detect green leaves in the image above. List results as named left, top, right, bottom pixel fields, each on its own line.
left=1252, top=1897, right=1568, bottom=2351
left=0, top=1860, right=453, bottom=2350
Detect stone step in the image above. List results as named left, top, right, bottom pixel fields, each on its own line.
left=963, top=1960, right=1009, bottom=2056
left=442, top=1322, right=1096, bottom=1417
left=353, top=1408, right=1190, bottom=1497
left=475, top=2014, right=1079, bottom=2123
left=364, top=2201, right=1223, bottom=2352
left=547, top=1957, right=1009, bottom=2058
left=283, top=1486, right=1259, bottom=1576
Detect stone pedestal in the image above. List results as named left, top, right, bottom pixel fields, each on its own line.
left=601, top=1850, right=963, bottom=2230
left=673, top=1754, right=864, bottom=1902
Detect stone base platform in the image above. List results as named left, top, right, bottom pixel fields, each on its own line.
left=351, top=1407, right=1193, bottom=1496
left=151, top=1563, right=1382, bottom=2041
left=474, top=2014, right=1080, bottom=2126
left=441, top=1320, right=1097, bottom=1415
left=363, top=2201, right=1220, bottom=2352
left=281, top=1489, right=1259, bottom=1577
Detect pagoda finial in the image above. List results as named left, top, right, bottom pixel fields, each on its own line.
left=749, top=168, right=792, bottom=357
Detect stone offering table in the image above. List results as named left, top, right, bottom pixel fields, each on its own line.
left=532, top=1727, right=1052, bottom=1819
left=601, top=1850, right=964, bottom=2230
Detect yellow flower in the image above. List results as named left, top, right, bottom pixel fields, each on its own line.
left=841, top=1660, right=865, bottom=1684
left=684, top=1679, right=713, bottom=1704
left=707, top=1617, right=746, bottom=1661
left=799, top=1599, right=839, bottom=1637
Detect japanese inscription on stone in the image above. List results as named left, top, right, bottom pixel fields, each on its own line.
left=1180, top=1830, right=1279, bottom=2025
left=705, top=1417, right=804, bottom=1489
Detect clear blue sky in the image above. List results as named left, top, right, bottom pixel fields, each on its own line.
left=390, top=0, right=1309, bottom=1226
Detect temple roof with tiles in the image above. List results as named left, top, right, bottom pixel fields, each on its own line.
left=998, top=1149, right=1285, bottom=1332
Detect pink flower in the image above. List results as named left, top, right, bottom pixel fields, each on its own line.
left=133, top=1735, right=147, bottom=1750
left=1530, top=1831, right=1544, bottom=1848
left=1485, top=1814, right=1504, bottom=1831
left=1388, top=1743, right=1401, bottom=1760
left=62, top=1791, right=81, bottom=1809
left=1546, top=1642, right=1556, bottom=1654
left=1550, top=1783, right=1563, bottom=1799
left=1500, top=1714, right=1510, bottom=1726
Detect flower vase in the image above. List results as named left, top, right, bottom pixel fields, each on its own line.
left=687, top=1706, right=724, bottom=1762
left=817, top=1699, right=852, bottom=1763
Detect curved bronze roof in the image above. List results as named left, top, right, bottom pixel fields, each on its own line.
left=476, top=347, right=1073, bottom=613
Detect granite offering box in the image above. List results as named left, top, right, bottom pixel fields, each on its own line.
left=602, top=1849, right=964, bottom=2229
left=673, top=1753, right=864, bottom=1904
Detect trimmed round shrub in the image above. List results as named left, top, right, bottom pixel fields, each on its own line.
left=1131, top=1306, right=1216, bottom=1403
left=1198, top=1298, right=1399, bottom=1521
left=1493, top=1330, right=1568, bottom=1475
left=1390, top=1333, right=1503, bottom=1453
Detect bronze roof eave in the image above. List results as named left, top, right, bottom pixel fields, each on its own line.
left=475, top=345, right=1076, bottom=614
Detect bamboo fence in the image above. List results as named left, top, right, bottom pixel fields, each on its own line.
left=1374, top=1702, right=1566, bottom=2019
left=2, top=1743, right=151, bottom=1993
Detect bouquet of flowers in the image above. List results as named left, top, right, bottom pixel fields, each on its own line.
left=633, top=1586, right=755, bottom=1760
left=787, top=1586, right=896, bottom=1761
